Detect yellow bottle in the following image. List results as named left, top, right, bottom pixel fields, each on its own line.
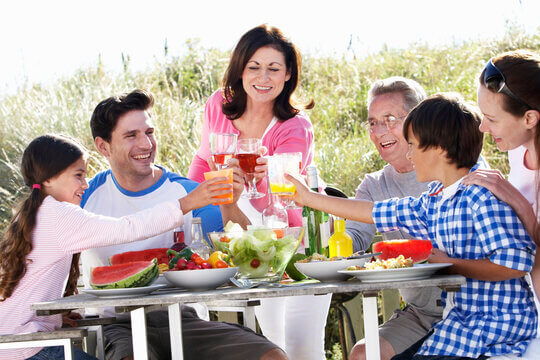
left=328, top=218, right=353, bottom=258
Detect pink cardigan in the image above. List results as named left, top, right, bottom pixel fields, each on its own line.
left=0, top=196, right=183, bottom=360
left=188, top=90, right=315, bottom=226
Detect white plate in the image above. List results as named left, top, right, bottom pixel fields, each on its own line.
left=163, top=267, right=238, bottom=290
left=294, top=254, right=374, bottom=282
left=81, top=283, right=167, bottom=298
left=338, top=263, right=452, bottom=283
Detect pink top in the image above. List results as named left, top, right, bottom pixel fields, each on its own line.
left=0, top=196, right=183, bottom=360
left=188, top=90, right=315, bottom=226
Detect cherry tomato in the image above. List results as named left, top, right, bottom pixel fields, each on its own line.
left=215, top=260, right=228, bottom=268
left=219, top=236, right=231, bottom=243
left=250, top=258, right=261, bottom=268
left=201, top=262, right=212, bottom=269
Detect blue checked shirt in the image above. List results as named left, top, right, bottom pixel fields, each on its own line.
left=372, top=166, right=537, bottom=358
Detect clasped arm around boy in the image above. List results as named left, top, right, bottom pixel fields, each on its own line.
left=287, top=93, right=537, bottom=359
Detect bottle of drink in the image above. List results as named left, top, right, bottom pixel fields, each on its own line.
left=189, top=217, right=211, bottom=260
left=303, top=166, right=324, bottom=256
left=328, top=217, right=353, bottom=258
left=262, top=193, right=289, bottom=229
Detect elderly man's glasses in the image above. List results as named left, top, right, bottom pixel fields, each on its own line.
left=366, top=115, right=406, bottom=133
left=483, top=59, right=533, bottom=110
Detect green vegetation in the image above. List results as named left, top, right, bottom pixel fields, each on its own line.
left=1, top=27, right=538, bottom=357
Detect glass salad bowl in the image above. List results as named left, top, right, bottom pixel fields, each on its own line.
left=209, top=225, right=304, bottom=285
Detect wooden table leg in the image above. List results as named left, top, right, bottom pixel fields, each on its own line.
left=169, top=303, right=184, bottom=360
left=131, top=307, right=149, bottom=360
left=362, top=290, right=380, bottom=360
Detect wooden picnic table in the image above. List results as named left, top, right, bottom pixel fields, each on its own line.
left=32, top=274, right=465, bottom=360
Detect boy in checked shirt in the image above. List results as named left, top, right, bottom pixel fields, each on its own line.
left=287, top=93, right=537, bottom=359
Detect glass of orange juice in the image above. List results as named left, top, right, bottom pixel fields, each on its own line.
left=204, top=168, right=234, bottom=205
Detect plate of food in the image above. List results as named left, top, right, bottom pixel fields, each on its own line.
left=81, top=283, right=167, bottom=298
left=339, top=256, right=452, bottom=283
left=294, top=253, right=377, bottom=281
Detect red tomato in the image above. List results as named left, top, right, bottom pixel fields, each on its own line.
left=250, top=258, right=261, bottom=268
left=201, top=262, right=212, bottom=269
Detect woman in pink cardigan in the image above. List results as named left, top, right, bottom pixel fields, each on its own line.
left=188, top=25, right=330, bottom=360
left=187, top=24, right=315, bottom=228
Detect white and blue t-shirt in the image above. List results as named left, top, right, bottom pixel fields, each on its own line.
left=80, top=166, right=223, bottom=290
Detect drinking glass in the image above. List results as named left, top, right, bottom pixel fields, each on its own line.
left=236, top=138, right=264, bottom=199
left=209, top=133, right=237, bottom=170
left=268, top=152, right=302, bottom=209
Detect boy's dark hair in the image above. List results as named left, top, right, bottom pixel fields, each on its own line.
left=90, top=89, right=154, bottom=142
left=403, top=93, right=483, bottom=169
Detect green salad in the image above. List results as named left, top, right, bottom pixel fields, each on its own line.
left=223, top=222, right=300, bottom=278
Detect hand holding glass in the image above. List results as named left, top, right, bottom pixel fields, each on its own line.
left=209, top=133, right=237, bottom=169
left=268, top=153, right=302, bottom=208
left=203, top=168, right=234, bottom=205
left=236, top=138, right=264, bottom=199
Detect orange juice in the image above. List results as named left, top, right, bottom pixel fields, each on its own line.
left=204, top=168, right=233, bottom=205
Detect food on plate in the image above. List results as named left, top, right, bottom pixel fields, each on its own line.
left=167, top=249, right=230, bottom=271
left=373, top=239, right=432, bottom=263
left=285, top=253, right=308, bottom=281
left=109, top=248, right=169, bottom=265
left=296, top=253, right=347, bottom=263
left=158, top=263, right=169, bottom=273
left=347, top=255, right=413, bottom=271
left=90, top=259, right=159, bottom=289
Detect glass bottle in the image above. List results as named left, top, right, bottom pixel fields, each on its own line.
left=328, top=217, right=353, bottom=258
left=189, top=217, right=211, bottom=260
left=262, top=193, right=289, bottom=229
left=303, top=165, right=324, bottom=256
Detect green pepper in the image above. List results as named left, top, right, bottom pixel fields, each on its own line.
left=167, top=247, right=195, bottom=269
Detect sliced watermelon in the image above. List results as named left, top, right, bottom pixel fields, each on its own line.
left=373, top=239, right=432, bottom=263
left=90, top=259, right=159, bottom=289
left=109, top=248, right=169, bottom=265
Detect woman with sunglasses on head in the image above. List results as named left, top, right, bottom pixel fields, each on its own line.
left=463, top=49, right=540, bottom=359
left=188, top=25, right=330, bottom=360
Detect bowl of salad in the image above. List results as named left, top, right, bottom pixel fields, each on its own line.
left=213, top=223, right=304, bottom=283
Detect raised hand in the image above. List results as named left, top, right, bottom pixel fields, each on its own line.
left=180, top=177, right=232, bottom=213
left=284, top=173, right=310, bottom=207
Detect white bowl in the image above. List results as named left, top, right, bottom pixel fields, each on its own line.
left=163, top=267, right=238, bottom=290
left=294, top=256, right=372, bottom=282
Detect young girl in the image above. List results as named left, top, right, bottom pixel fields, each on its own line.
left=0, top=134, right=231, bottom=360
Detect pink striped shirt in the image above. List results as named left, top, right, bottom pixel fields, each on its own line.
left=188, top=90, right=315, bottom=226
left=0, top=196, right=183, bottom=360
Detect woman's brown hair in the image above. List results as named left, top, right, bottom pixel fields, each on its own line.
left=479, top=50, right=540, bottom=241
left=0, top=134, right=87, bottom=301
left=222, top=24, right=314, bottom=121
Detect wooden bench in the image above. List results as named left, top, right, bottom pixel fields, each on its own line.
left=0, top=328, right=88, bottom=360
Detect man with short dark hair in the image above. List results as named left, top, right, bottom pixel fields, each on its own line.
left=81, top=89, right=287, bottom=360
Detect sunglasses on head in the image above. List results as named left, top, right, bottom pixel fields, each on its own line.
left=483, top=59, right=533, bottom=110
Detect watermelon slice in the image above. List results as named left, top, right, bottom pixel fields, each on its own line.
left=373, top=239, right=432, bottom=263
left=90, top=259, right=159, bottom=289
left=109, top=248, right=169, bottom=265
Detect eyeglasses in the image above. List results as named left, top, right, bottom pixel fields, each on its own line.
left=483, top=59, right=533, bottom=110
left=366, top=115, right=406, bottom=133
